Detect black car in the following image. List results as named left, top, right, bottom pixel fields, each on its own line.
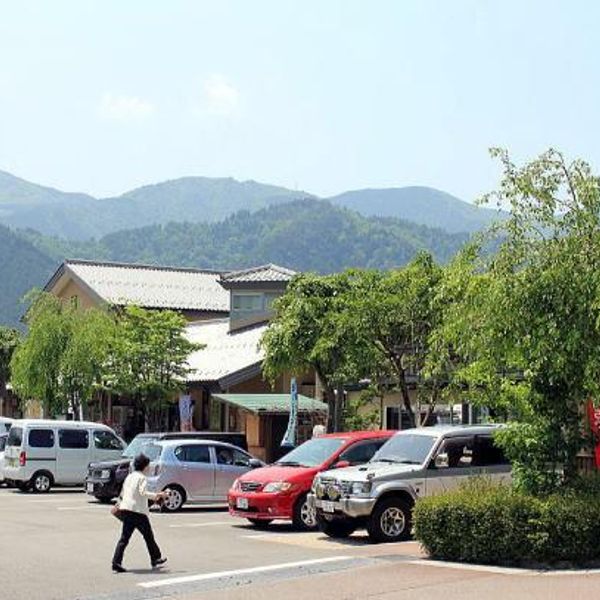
left=85, top=431, right=248, bottom=502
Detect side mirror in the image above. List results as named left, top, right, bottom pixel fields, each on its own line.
left=434, top=453, right=449, bottom=469
left=249, top=458, right=263, bottom=469
left=333, top=460, right=350, bottom=469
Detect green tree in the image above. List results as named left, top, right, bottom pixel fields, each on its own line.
left=342, top=254, right=444, bottom=428
left=10, top=293, right=72, bottom=417
left=59, top=308, right=117, bottom=419
left=0, top=326, right=21, bottom=411
left=434, top=148, right=600, bottom=493
left=110, top=306, right=201, bottom=431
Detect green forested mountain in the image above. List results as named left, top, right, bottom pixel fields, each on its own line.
left=21, top=199, right=469, bottom=272
left=2, top=174, right=312, bottom=239
left=329, top=186, right=505, bottom=233
left=0, top=224, right=58, bottom=327
left=0, top=170, right=500, bottom=240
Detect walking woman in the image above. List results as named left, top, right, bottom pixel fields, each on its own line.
left=112, top=453, right=168, bottom=573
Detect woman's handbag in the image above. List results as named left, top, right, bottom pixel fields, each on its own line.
left=111, top=503, right=123, bottom=521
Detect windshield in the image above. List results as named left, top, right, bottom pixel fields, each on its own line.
left=123, top=435, right=159, bottom=458
left=372, top=434, right=436, bottom=465
left=276, top=437, right=346, bottom=467
left=144, top=444, right=163, bottom=461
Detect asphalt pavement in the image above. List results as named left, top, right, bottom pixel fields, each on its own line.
left=1, top=486, right=599, bottom=600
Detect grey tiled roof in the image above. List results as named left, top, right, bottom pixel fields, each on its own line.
left=62, top=260, right=230, bottom=312
left=220, top=264, right=296, bottom=284
left=185, top=319, right=267, bottom=384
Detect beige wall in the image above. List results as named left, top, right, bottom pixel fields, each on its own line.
left=54, top=279, right=98, bottom=310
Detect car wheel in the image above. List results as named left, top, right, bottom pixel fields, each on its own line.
left=247, top=518, right=273, bottom=528
left=317, top=514, right=357, bottom=538
left=31, top=471, right=53, bottom=494
left=367, top=497, right=412, bottom=543
left=292, top=493, right=317, bottom=531
left=161, top=486, right=185, bottom=512
left=95, top=496, right=114, bottom=504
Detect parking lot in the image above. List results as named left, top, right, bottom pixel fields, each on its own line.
left=2, top=486, right=600, bottom=600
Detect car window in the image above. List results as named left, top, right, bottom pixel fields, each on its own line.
left=7, top=427, right=23, bottom=447
left=340, top=440, right=387, bottom=465
left=472, top=436, right=510, bottom=466
left=29, top=429, right=55, bottom=448
left=58, top=429, right=89, bottom=449
left=94, top=430, right=123, bottom=451
left=175, top=445, right=211, bottom=463
left=143, top=444, right=163, bottom=461
left=215, top=446, right=250, bottom=466
left=435, top=437, right=474, bottom=469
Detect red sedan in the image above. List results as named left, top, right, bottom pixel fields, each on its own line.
left=228, top=430, right=395, bottom=530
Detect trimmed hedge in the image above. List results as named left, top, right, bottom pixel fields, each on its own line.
left=413, top=478, right=600, bottom=567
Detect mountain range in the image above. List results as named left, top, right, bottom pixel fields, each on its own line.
left=0, top=169, right=505, bottom=328
left=0, top=170, right=503, bottom=239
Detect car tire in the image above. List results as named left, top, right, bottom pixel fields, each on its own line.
left=292, top=493, right=318, bottom=531
left=31, top=471, right=53, bottom=494
left=95, top=496, right=114, bottom=504
left=247, top=518, right=273, bottom=528
left=161, top=485, right=186, bottom=512
left=367, top=497, right=412, bottom=543
left=317, top=514, right=357, bottom=538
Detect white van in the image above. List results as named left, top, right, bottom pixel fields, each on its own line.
left=3, top=420, right=125, bottom=493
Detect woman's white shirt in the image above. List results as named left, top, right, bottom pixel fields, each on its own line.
left=119, top=471, right=157, bottom=515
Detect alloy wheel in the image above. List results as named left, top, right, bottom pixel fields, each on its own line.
left=300, top=498, right=317, bottom=528
left=34, top=474, right=51, bottom=493
left=164, top=489, right=183, bottom=511
left=379, top=507, right=406, bottom=538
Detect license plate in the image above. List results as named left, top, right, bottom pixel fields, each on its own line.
left=236, top=497, right=249, bottom=509
left=86, top=483, right=94, bottom=493
left=321, top=501, right=335, bottom=513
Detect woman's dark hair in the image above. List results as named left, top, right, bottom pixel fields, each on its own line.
left=133, top=453, right=151, bottom=472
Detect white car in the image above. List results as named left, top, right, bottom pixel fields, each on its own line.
left=4, top=419, right=125, bottom=493
left=0, top=433, right=7, bottom=485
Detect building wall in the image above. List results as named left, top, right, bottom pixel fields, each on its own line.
left=54, top=279, right=98, bottom=310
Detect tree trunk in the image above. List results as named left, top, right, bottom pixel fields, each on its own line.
left=398, top=372, right=416, bottom=429
left=334, top=384, right=345, bottom=432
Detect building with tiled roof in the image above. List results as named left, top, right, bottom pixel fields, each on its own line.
left=45, top=259, right=229, bottom=320
left=220, top=264, right=296, bottom=287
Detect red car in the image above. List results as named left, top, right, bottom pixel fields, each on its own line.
left=228, top=430, right=395, bottom=530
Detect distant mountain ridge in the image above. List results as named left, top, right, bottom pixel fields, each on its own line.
left=0, top=169, right=503, bottom=239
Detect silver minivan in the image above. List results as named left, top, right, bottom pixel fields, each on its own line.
left=4, top=419, right=125, bottom=493
left=146, top=440, right=263, bottom=512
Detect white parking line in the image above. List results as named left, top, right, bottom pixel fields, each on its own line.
left=168, top=521, right=232, bottom=529
left=407, top=559, right=600, bottom=576
left=138, top=555, right=353, bottom=588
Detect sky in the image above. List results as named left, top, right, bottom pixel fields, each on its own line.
left=0, top=0, right=599, bottom=203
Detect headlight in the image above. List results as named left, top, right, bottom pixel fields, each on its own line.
left=100, top=470, right=111, bottom=479
left=263, top=481, right=293, bottom=494
left=350, top=481, right=372, bottom=495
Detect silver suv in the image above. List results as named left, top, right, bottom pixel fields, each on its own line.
left=309, top=425, right=511, bottom=543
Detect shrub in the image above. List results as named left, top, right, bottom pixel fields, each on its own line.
left=413, top=478, right=600, bottom=567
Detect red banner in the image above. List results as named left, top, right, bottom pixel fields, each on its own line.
left=586, top=400, right=600, bottom=468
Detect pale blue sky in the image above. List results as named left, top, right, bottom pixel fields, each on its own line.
left=0, top=0, right=598, bottom=202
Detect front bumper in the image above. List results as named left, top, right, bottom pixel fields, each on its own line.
left=308, top=493, right=376, bottom=518
left=85, top=478, right=120, bottom=498
left=227, top=490, right=295, bottom=521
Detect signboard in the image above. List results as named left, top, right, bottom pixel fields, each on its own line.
left=586, top=400, right=600, bottom=468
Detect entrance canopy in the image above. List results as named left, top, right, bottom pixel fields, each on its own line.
left=212, top=393, right=328, bottom=414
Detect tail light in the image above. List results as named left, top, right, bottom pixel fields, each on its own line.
left=19, top=451, right=26, bottom=466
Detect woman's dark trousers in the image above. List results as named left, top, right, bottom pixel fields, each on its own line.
left=112, top=510, right=161, bottom=566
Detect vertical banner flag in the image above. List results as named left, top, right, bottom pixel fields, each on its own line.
left=281, top=378, right=298, bottom=448
left=587, top=400, right=600, bottom=468
left=179, top=394, right=193, bottom=432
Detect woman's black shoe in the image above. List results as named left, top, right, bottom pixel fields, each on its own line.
left=152, top=557, right=167, bottom=568
left=112, top=563, right=127, bottom=573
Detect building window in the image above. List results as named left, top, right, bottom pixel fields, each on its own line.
left=232, top=293, right=264, bottom=312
